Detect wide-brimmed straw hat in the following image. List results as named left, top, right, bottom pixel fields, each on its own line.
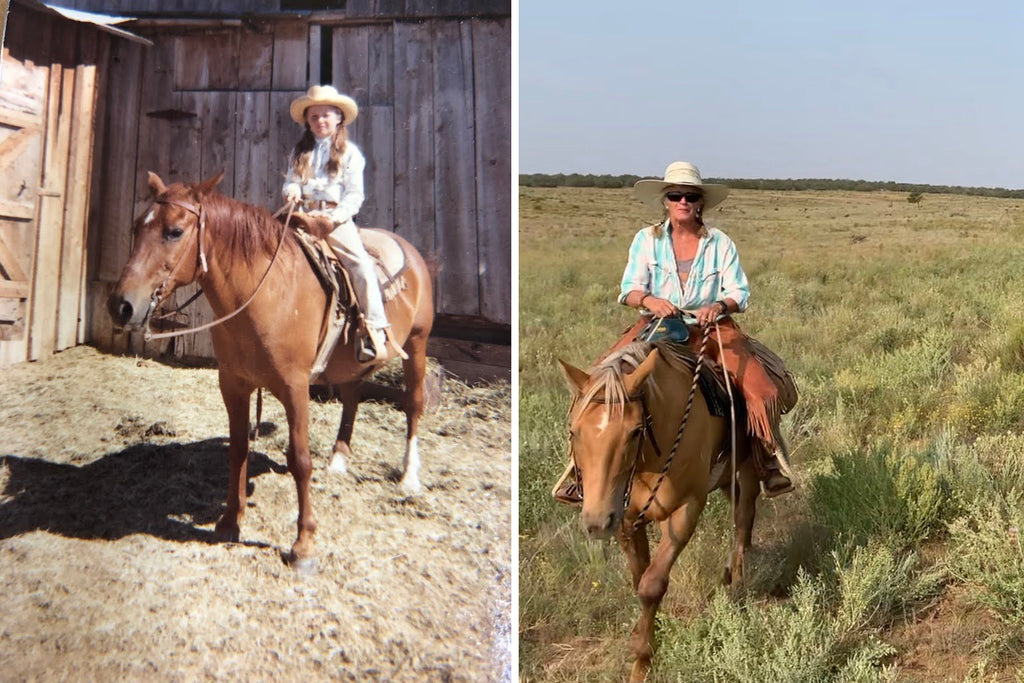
left=289, top=85, right=359, bottom=125
left=633, top=162, right=730, bottom=211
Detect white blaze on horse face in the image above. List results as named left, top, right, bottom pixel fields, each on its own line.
left=143, top=209, right=156, bottom=226
left=399, top=436, right=422, bottom=495
left=595, top=405, right=611, bottom=433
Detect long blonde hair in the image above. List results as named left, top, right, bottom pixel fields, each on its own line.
left=290, top=121, right=349, bottom=182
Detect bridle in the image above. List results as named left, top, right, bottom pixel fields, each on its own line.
left=568, top=324, right=712, bottom=532
left=140, top=196, right=294, bottom=341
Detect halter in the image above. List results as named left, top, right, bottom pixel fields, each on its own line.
left=141, top=197, right=294, bottom=341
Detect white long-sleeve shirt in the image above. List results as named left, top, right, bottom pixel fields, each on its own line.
left=282, top=138, right=365, bottom=224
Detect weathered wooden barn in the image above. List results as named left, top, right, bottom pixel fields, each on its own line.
left=1, top=0, right=510, bottom=380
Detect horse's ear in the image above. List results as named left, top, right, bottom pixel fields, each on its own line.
left=557, top=359, right=590, bottom=395
left=624, top=349, right=660, bottom=395
left=147, top=171, right=167, bottom=197
left=196, top=171, right=225, bottom=196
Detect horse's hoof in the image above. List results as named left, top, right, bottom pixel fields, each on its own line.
left=214, top=519, right=240, bottom=543
left=328, top=452, right=348, bottom=475
left=399, top=477, right=422, bottom=496
left=721, top=566, right=733, bottom=586
left=284, top=551, right=318, bottom=575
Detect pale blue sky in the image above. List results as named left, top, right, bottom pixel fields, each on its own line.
left=519, top=1, right=1024, bottom=188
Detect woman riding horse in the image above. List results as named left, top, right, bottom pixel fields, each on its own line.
left=555, top=161, right=794, bottom=501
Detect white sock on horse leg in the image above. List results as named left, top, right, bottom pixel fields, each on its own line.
left=400, top=436, right=422, bottom=495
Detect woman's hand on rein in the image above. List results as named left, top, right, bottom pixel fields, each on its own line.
left=642, top=295, right=678, bottom=318
left=695, top=303, right=724, bottom=327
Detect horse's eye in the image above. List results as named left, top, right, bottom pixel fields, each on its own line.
left=164, top=226, right=185, bottom=241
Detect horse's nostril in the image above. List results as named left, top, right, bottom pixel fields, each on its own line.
left=108, top=296, right=133, bottom=326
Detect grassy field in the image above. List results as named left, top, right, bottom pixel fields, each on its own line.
left=519, top=185, right=1024, bottom=681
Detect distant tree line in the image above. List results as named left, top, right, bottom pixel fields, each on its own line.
left=518, top=173, right=1024, bottom=198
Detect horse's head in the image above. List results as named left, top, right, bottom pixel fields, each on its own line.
left=559, top=349, right=660, bottom=540
left=107, top=171, right=224, bottom=330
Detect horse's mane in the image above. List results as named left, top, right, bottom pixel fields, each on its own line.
left=572, top=342, right=657, bottom=420
left=199, top=191, right=295, bottom=267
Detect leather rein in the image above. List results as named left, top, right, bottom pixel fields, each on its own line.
left=142, top=198, right=295, bottom=341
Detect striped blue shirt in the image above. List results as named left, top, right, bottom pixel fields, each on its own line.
left=619, top=220, right=750, bottom=318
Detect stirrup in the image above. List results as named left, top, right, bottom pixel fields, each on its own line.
left=552, top=462, right=582, bottom=506
left=761, top=471, right=795, bottom=498
left=358, top=327, right=385, bottom=363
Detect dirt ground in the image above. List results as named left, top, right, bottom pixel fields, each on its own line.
left=0, top=345, right=511, bottom=681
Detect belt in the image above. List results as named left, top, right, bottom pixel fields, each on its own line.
left=303, top=200, right=338, bottom=211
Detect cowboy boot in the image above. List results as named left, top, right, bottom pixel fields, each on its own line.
left=761, top=447, right=795, bottom=498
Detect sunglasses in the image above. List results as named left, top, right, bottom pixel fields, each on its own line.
left=665, top=191, right=703, bottom=204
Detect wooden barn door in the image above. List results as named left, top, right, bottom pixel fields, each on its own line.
left=0, top=32, right=47, bottom=364
left=1, top=7, right=101, bottom=367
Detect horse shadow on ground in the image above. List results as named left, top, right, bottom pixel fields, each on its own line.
left=0, top=438, right=289, bottom=545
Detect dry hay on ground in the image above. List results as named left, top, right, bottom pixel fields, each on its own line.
left=0, top=345, right=511, bottom=681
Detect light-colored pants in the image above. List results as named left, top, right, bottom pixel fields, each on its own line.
left=326, top=219, right=388, bottom=330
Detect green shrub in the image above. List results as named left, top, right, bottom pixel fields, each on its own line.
left=809, top=442, right=950, bottom=548
left=948, top=496, right=1024, bottom=655
left=653, top=543, right=942, bottom=682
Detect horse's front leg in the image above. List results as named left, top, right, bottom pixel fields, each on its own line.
left=630, top=496, right=706, bottom=683
left=214, top=376, right=253, bottom=542
left=280, top=380, right=318, bottom=568
left=617, top=523, right=651, bottom=591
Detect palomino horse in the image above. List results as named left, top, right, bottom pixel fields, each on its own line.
left=558, top=341, right=760, bottom=682
left=108, top=172, right=434, bottom=568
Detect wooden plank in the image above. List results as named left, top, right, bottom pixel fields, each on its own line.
left=234, top=90, right=272, bottom=206
left=367, top=23, right=393, bottom=106
left=166, top=89, right=204, bottom=360
left=267, top=90, right=304, bottom=209
left=433, top=19, right=478, bottom=317
left=0, top=299, right=26, bottom=344
left=0, top=200, right=34, bottom=220
left=56, top=33, right=98, bottom=351
left=135, top=35, right=175, bottom=193
left=238, top=28, right=273, bottom=89
left=95, top=39, right=144, bottom=283
left=0, top=128, right=36, bottom=170
left=0, top=232, right=28, bottom=281
left=173, top=30, right=240, bottom=90
left=84, top=34, right=111, bottom=347
left=350, top=105, right=393, bottom=230
left=433, top=358, right=510, bottom=385
left=77, top=32, right=101, bottom=347
left=471, top=18, right=510, bottom=325
left=392, top=21, right=435, bottom=254
left=30, top=60, right=74, bottom=361
left=0, top=105, right=43, bottom=131
left=307, top=24, right=321, bottom=87
left=332, top=24, right=369, bottom=105
left=0, top=280, right=30, bottom=298
left=198, top=91, right=236, bottom=197
left=272, top=21, right=309, bottom=91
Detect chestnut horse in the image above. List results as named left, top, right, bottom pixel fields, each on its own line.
left=558, top=342, right=761, bottom=682
left=108, top=172, right=434, bottom=568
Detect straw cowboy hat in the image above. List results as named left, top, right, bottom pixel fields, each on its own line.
left=633, top=162, right=730, bottom=211
left=289, top=85, right=359, bottom=125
